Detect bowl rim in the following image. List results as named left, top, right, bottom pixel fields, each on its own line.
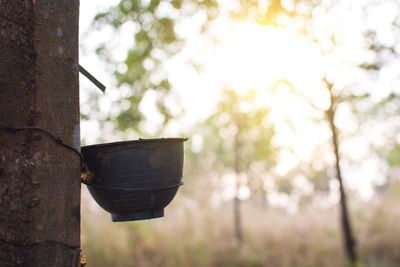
left=82, top=137, right=188, bottom=149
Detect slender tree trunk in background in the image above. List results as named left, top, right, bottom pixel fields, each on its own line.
left=233, top=186, right=243, bottom=246
left=261, top=186, right=268, bottom=209
left=326, top=83, right=358, bottom=265
left=233, top=131, right=243, bottom=246
left=0, top=1, right=81, bottom=266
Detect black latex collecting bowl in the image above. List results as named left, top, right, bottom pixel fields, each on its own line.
left=86, top=182, right=183, bottom=222
left=82, top=138, right=187, bottom=222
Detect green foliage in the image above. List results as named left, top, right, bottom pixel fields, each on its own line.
left=184, top=88, right=278, bottom=203
left=94, top=0, right=218, bottom=133
left=309, top=169, right=330, bottom=192
left=358, top=63, right=380, bottom=71
left=231, top=0, right=320, bottom=26
left=388, top=144, right=400, bottom=167
left=275, top=177, right=293, bottom=194
left=205, top=89, right=276, bottom=173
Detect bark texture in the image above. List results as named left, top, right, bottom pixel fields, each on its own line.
left=0, top=1, right=80, bottom=266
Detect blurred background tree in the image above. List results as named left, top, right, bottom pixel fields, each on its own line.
left=88, top=0, right=219, bottom=136
left=201, top=88, right=276, bottom=244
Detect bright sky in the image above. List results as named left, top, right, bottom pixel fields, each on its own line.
left=79, top=1, right=399, bottom=204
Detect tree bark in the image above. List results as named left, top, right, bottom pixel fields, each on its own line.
left=326, top=83, right=357, bottom=265
left=0, top=1, right=81, bottom=266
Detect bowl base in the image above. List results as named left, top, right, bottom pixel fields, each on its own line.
left=111, top=208, right=164, bottom=222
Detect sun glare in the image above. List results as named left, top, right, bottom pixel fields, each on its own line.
left=214, top=22, right=323, bottom=94
left=208, top=22, right=331, bottom=176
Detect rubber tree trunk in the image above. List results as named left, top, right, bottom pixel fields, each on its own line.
left=326, top=82, right=357, bottom=265
left=0, top=1, right=81, bottom=266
